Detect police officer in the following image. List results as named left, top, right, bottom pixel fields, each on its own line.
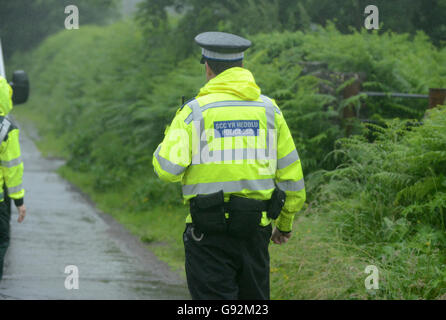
left=0, top=76, right=26, bottom=281
left=153, top=32, right=305, bottom=300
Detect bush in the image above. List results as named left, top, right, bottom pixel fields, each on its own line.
left=310, top=107, right=446, bottom=299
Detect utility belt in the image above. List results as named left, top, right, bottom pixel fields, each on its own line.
left=189, top=188, right=285, bottom=239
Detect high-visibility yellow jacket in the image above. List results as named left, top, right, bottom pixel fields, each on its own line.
left=153, top=67, right=305, bottom=232
left=0, top=77, right=25, bottom=205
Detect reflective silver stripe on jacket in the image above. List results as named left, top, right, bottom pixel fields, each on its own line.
left=185, top=96, right=279, bottom=164
left=276, top=178, right=305, bottom=192
left=188, top=99, right=211, bottom=165
left=184, top=97, right=280, bottom=125
left=261, top=95, right=277, bottom=160
left=0, top=118, right=11, bottom=142
left=277, top=149, right=299, bottom=170
left=8, top=184, right=23, bottom=195
left=154, top=145, right=187, bottom=176
left=182, top=178, right=276, bottom=196
left=1, top=156, right=23, bottom=168
left=196, top=148, right=275, bottom=163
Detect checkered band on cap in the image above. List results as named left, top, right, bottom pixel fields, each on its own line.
left=201, top=48, right=244, bottom=62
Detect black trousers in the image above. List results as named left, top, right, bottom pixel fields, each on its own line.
left=0, top=193, right=11, bottom=280
left=183, top=223, right=272, bottom=300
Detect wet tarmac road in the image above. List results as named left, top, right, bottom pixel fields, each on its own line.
left=0, top=124, right=190, bottom=299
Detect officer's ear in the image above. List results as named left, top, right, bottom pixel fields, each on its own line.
left=205, top=61, right=216, bottom=81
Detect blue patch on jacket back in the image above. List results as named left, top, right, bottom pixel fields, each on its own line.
left=214, top=120, right=260, bottom=138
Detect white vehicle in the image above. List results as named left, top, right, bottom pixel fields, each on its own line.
left=0, top=38, right=29, bottom=105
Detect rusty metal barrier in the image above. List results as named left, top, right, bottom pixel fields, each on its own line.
left=341, top=76, right=446, bottom=135
left=360, top=89, right=446, bottom=109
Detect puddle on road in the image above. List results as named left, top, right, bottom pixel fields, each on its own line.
left=80, top=216, right=96, bottom=224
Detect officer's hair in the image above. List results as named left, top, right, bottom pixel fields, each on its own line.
left=206, top=59, right=243, bottom=75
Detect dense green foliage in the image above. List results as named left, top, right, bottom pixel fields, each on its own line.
left=11, top=16, right=446, bottom=299
left=247, top=26, right=446, bottom=172
left=137, top=0, right=446, bottom=51
left=0, top=0, right=118, bottom=59
left=308, top=107, right=446, bottom=298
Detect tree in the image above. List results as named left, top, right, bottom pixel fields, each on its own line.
left=136, top=0, right=446, bottom=55
left=0, top=0, right=119, bottom=59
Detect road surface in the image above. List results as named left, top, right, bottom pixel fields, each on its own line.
left=0, top=122, right=190, bottom=299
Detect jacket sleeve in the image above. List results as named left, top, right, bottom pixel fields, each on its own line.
left=1, top=128, right=25, bottom=203
left=152, top=106, right=192, bottom=183
left=274, top=112, right=306, bottom=233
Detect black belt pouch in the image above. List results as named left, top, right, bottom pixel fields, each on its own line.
left=227, top=195, right=264, bottom=238
left=190, top=190, right=226, bottom=234
left=267, top=188, right=286, bottom=220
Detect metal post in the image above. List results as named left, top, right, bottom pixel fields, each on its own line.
left=342, top=75, right=361, bottom=136
left=429, top=88, right=446, bottom=108
left=0, top=38, right=6, bottom=79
